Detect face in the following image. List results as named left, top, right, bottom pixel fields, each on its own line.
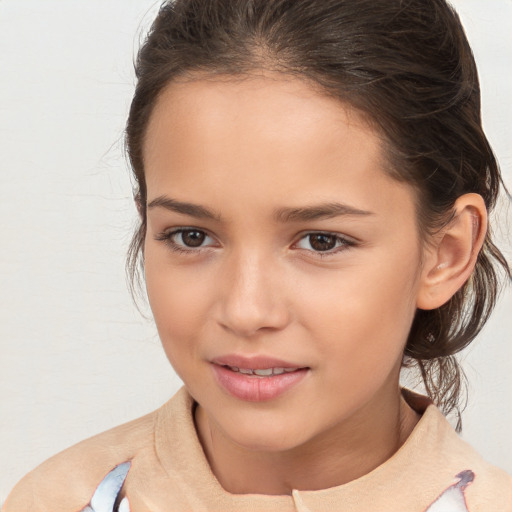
left=143, top=74, right=425, bottom=452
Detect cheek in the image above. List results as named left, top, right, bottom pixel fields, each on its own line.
left=296, top=249, right=420, bottom=376
left=144, top=246, right=214, bottom=362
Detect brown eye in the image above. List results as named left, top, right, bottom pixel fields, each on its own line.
left=154, top=228, right=216, bottom=253
left=308, top=234, right=337, bottom=251
left=180, top=230, right=206, bottom=247
left=294, top=232, right=354, bottom=256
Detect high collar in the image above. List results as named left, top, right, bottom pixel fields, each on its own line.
left=154, top=387, right=465, bottom=512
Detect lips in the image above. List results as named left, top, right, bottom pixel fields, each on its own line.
left=223, top=366, right=299, bottom=376
left=210, top=354, right=309, bottom=401
left=211, top=354, right=304, bottom=370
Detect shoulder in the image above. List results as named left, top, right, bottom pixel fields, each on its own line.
left=2, top=409, right=157, bottom=512
left=420, top=404, right=512, bottom=511
left=443, top=433, right=512, bottom=510
left=400, top=389, right=512, bottom=511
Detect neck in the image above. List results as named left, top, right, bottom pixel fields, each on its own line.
left=194, top=386, right=421, bottom=495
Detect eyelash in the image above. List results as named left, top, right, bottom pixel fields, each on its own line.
left=155, top=228, right=357, bottom=258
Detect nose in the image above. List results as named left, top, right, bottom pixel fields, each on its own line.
left=216, top=251, right=291, bottom=338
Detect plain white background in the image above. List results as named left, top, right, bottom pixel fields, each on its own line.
left=0, top=0, right=511, bottom=504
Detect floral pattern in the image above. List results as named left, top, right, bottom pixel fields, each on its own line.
left=79, top=462, right=131, bottom=512
left=424, top=470, right=474, bottom=512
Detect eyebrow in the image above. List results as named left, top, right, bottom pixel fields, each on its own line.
left=273, top=203, right=374, bottom=222
left=147, top=196, right=222, bottom=221
left=147, top=195, right=374, bottom=223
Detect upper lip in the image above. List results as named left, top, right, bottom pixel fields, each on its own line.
left=211, top=354, right=306, bottom=370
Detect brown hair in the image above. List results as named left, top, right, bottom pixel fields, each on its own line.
left=125, top=0, right=510, bottom=430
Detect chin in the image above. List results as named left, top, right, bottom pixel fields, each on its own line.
left=218, top=416, right=311, bottom=453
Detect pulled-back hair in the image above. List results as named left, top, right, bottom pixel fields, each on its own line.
left=125, top=0, right=510, bottom=430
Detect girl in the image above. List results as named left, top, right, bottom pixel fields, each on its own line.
left=3, top=0, right=511, bottom=510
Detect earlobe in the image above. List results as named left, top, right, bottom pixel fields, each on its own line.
left=416, top=193, right=487, bottom=310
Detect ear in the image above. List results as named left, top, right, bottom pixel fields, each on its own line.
left=416, top=193, right=487, bottom=310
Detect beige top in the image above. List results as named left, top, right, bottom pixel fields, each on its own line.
left=3, top=387, right=512, bottom=512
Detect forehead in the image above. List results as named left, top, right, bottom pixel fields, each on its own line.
left=143, top=74, right=415, bottom=221
left=144, top=74, right=379, bottom=166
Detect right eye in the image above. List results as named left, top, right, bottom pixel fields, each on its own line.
left=155, top=228, right=217, bottom=253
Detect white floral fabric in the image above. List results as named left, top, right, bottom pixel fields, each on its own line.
left=80, top=462, right=131, bottom=512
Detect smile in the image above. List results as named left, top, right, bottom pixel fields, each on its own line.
left=211, top=358, right=309, bottom=402
left=223, top=366, right=301, bottom=376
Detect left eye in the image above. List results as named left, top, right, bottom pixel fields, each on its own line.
left=295, top=233, right=351, bottom=253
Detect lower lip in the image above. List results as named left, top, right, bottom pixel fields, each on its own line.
left=211, top=364, right=308, bottom=402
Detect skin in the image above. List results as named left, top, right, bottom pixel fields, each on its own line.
left=142, top=74, right=486, bottom=495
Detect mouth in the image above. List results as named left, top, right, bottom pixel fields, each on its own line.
left=210, top=355, right=309, bottom=401
left=211, top=354, right=306, bottom=371
left=218, top=365, right=303, bottom=377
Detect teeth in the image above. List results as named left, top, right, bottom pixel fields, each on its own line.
left=226, top=365, right=300, bottom=376
left=253, top=368, right=273, bottom=376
